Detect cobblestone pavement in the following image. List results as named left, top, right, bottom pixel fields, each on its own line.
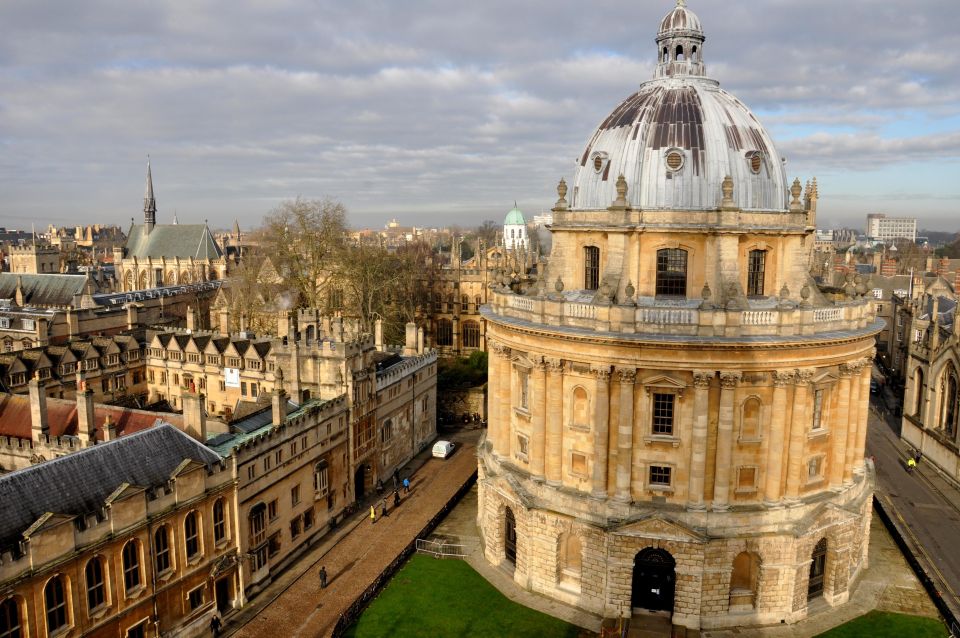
left=226, top=428, right=480, bottom=638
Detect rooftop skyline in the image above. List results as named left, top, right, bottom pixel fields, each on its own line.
left=1, top=0, right=958, bottom=231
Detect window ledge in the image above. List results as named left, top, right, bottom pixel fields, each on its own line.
left=647, top=484, right=674, bottom=494
left=186, top=554, right=203, bottom=567
left=644, top=435, right=680, bottom=448
left=805, top=476, right=826, bottom=487
left=737, top=437, right=762, bottom=446
left=568, top=424, right=591, bottom=433
left=734, top=486, right=758, bottom=495
left=807, top=429, right=830, bottom=441
left=215, top=538, right=230, bottom=550
left=89, top=603, right=111, bottom=621
left=125, top=584, right=146, bottom=600
left=513, top=407, right=531, bottom=419
left=515, top=453, right=529, bottom=464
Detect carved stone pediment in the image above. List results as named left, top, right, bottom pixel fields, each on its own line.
left=611, top=515, right=706, bottom=543
left=641, top=374, right=688, bottom=397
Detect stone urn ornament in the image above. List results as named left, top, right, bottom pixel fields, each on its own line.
left=555, top=276, right=564, bottom=293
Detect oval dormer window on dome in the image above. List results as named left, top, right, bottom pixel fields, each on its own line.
left=747, top=151, right=764, bottom=175
left=665, top=149, right=685, bottom=172
left=592, top=152, right=608, bottom=173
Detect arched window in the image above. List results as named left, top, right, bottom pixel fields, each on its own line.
left=676, top=45, right=685, bottom=61
left=461, top=295, right=469, bottom=312
left=691, top=45, right=699, bottom=62
left=436, top=319, right=453, bottom=346
left=740, top=398, right=761, bottom=440
left=656, top=248, right=688, bottom=297
left=185, top=511, right=200, bottom=559
left=584, top=246, right=600, bottom=291
left=122, top=541, right=141, bottom=593
left=572, top=387, right=589, bottom=427
left=474, top=295, right=482, bottom=309
left=85, top=557, right=106, bottom=611
left=808, top=538, right=828, bottom=599
left=730, top=552, right=760, bottom=608
left=1, top=597, right=22, bottom=638
left=914, top=368, right=925, bottom=416
left=314, top=460, right=329, bottom=496
left=662, top=47, right=668, bottom=62
left=154, top=526, right=171, bottom=574
left=44, top=575, right=68, bottom=633
left=747, top=249, right=766, bottom=296
left=559, top=533, right=582, bottom=579
left=213, top=498, right=227, bottom=544
left=462, top=321, right=480, bottom=349
left=943, top=371, right=958, bottom=437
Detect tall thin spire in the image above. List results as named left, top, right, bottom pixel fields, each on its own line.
left=144, top=156, right=157, bottom=234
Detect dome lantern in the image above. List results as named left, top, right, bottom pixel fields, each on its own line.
left=655, top=0, right=706, bottom=79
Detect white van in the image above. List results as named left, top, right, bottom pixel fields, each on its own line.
left=432, top=440, right=456, bottom=459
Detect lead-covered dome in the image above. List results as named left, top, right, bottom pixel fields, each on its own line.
left=570, top=1, right=788, bottom=213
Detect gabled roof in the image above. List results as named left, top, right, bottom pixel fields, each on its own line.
left=0, top=273, right=88, bottom=307
left=125, top=224, right=223, bottom=261
left=0, top=394, right=182, bottom=440
left=0, top=424, right=221, bottom=550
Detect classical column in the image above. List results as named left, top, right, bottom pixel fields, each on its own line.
left=712, top=371, right=741, bottom=511
left=490, top=343, right=512, bottom=458
left=530, top=358, right=548, bottom=477
left=785, top=369, right=815, bottom=501
left=829, top=364, right=854, bottom=490
left=616, top=368, right=637, bottom=502
left=592, top=366, right=611, bottom=498
left=844, top=362, right=864, bottom=485
left=763, top=371, right=793, bottom=506
left=687, top=371, right=713, bottom=511
left=632, top=385, right=650, bottom=498
left=854, top=359, right=873, bottom=475
left=545, top=358, right=564, bottom=485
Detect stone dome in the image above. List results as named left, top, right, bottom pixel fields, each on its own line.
left=570, top=1, right=789, bottom=213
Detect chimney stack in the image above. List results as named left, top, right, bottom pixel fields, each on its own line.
left=29, top=374, right=48, bottom=443
left=403, top=322, right=417, bottom=356
left=375, top=318, right=384, bottom=352
left=181, top=383, right=207, bottom=442
left=126, top=303, right=139, bottom=330
left=186, top=305, right=196, bottom=332
left=76, top=372, right=96, bottom=445
left=417, top=327, right=424, bottom=354
left=219, top=308, right=230, bottom=335
left=272, top=368, right=288, bottom=427
left=102, top=414, right=117, bottom=441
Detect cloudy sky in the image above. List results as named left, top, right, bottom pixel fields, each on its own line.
left=1, top=0, right=958, bottom=233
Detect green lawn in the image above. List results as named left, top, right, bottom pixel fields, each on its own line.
left=344, top=554, right=583, bottom=638
left=814, top=610, right=948, bottom=638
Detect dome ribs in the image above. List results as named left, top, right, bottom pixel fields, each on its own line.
left=647, top=87, right=703, bottom=152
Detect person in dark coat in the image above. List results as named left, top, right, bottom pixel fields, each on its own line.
left=319, top=566, right=328, bottom=589
left=393, top=490, right=401, bottom=507
left=210, top=614, right=222, bottom=637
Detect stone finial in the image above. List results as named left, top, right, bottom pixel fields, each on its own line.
left=800, top=283, right=812, bottom=307
left=789, top=178, right=803, bottom=211
left=624, top=281, right=636, bottom=303
left=555, top=178, right=568, bottom=210
left=700, top=282, right=713, bottom=309
left=721, top=175, right=735, bottom=208
left=611, top=174, right=628, bottom=208
left=554, top=276, right=564, bottom=293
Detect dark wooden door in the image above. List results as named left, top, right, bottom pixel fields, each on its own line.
left=504, top=508, right=517, bottom=564
left=632, top=548, right=676, bottom=613
left=808, top=538, right=827, bottom=600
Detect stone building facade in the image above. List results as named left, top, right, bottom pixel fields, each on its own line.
left=477, top=2, right=878, bottom=631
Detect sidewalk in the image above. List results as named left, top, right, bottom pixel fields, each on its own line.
left=224, top=428, right=480, bottom=638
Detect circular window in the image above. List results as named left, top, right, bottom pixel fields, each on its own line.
left=748, top=152, right=763, bottom=174
left=592, top=153, right=607, bottom=173
left=665, top=150, right=684, bottom=171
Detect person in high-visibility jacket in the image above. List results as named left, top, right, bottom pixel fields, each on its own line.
left=907, top=457, right=917, bottom=472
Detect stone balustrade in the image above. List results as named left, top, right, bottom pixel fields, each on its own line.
left=485, top=288, right=878, bottom=340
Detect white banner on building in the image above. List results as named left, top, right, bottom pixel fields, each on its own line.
left=224, top=368, right=241, bottom=388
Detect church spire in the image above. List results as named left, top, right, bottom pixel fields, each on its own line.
left=144, top=157, right=157, bottom=234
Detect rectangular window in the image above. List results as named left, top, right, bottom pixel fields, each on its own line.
left=571, top=452, right=588, bottom=476
left=267, top=532, right=281, bottom=558
left=516, top=434, right=529, bottom=460
left=807, top=456, right=823, bottom=481
left=314, top=462, right=329, bottom=496
left=747, top=249, right=766, bottom=296
left=656, top=248, right=688, bottom=297
left=247, top=465, right=256, bottom=480
left=268, top=499, right=278, bottom=521
left=241, top=381, right=247, bottom=396
left=251, top=383, right=258, bottom=397
left=518, top=370, right=529, bottom=410
left=291, top=484, right=301, bottom=506
left=188, top=586, right=205, bottom=611
left=290, top=517, right=301, bottom=539
left=275, top=450, right=282, bottom=465
left=219, top=380, right=226, bottom=392
left=649, top=465, right=672, bottom=486
left=652, top=393, right=675, bottom=435
left=737, top=467, right=757, bottom=491
left=812, top=389, right=824, bottom=430
left=303, top=507, right=314, bottom=530
left=127, top=621, right=147, bottom=638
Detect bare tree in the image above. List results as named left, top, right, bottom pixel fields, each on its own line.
left=259, top=198, right=347, bottom=308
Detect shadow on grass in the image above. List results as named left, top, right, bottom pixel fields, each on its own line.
left=813, top=610, right=948, bottom=638
left=343, top=554, right=583, bottom=638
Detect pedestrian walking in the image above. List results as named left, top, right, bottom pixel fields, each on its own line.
left=210, top=614, right=222, bottom=637
left=907, top=457, right=917, bottom=473
left=393, top=490, right=400, bottom=507
left=370, top=505, right=376, bottom=524
left=915, top=450, right=922, bottom=465
left=319, top=566, right=328, bottom=589
left=403, top=477, right=410, bottom=493
left=382, top=499, right=389, bottom=517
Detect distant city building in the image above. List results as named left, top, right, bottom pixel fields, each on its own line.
left=866, top=214, right=917, bottom=243
left=115, top=160, right=235, bottom=291
left=503, top=204, right=528, bottom=250
left=8, top=243, right=60, bottom=274
left=532, top=212, right=553, bottom=228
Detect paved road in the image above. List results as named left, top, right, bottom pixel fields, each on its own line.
left=227, top=429, right=480, bottom=638
left=866, top=395, right=960, bottom=626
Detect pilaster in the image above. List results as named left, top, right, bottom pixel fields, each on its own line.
left=687, top=371, right=713, bottom=510
left=592, top=366, right=611, bottom=498
left=616, top=368, right=637, bottom=502
left=830, top=364, right=853, bottom=490
left=785, top=369, right=815, bottom=502
left=531, top=358, right=548, bottom=477
left=712, top=371, right=741, bottom=511
left=545, top=358, right=564, bottom=485
left=763, top=370, right=793, bottom=506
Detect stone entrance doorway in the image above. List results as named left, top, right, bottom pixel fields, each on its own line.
left=354, top=465, right=367, bottom=501
left=631, top=548, right=676, bottom=614
left=808, top=538, right=827, bottom=600
left=504, top=507, right=517, bottom=564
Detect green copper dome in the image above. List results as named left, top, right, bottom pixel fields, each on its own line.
left=504, top=204, right=525, bottom=225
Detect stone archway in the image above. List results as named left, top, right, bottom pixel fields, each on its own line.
left=808, top=538, right=827, bottom=600
left=632, top=547, right=676, bottom=614
left=504, top=507, right=517, bottom=564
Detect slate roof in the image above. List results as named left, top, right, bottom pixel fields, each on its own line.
left=0, top=424, right=221, bottom=550
left=0, top=273, right=88, bottom=307
left=125, top=224, right=223, bottom=260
